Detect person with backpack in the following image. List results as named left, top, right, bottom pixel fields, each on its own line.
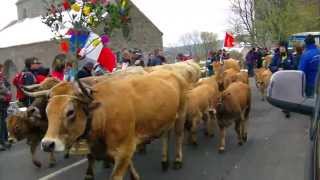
left=13, top=57, right=41, bottom=107
left=299, top=34, right=320, bottom=97
left=0, top=64, right=12, bottom=150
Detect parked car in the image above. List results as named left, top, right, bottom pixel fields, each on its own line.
left=267, top=66, right=320, bottom=180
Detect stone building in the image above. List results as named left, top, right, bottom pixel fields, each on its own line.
left=0, top=0, right=163, bottom=81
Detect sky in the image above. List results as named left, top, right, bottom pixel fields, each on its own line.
left=0, top=0, right=232, bottom=47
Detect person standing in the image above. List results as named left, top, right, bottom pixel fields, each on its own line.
left=51, top=54, right=67, bottom=80
left=149, top=49, right=164, bottom=66
left=13, top=57, right=40, bottom=107
left=293, top=44, right=304, bottom=70
left=0, top=64, right=12, bottom=150
left=299, top=35, right=320, bottom=97
left=269, top=42, right=294, bottom=73
left=245, top=48, right=256, bottom=77
left=77, top=62, right=94, bottom=79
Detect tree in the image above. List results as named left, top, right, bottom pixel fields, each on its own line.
left=229, top=0, right=257, bottom=45
left=200, top=32, right=219, bottom=53
left=229, top=0, right=320, bottom=47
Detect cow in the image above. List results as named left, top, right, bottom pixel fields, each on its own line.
left=7, top=97, right=58, bottom=168
left=212, top=59, right=241, bottom=73
left=254, top=68, right=272, bottom=101
left=185, top=75, right=219, bottom=146
left=145, top=60, right=201, bottom=85
left=263, top=55, right=272, bottom=68
left=236, top=70, right=249, bottom=84
left=213, top=59, right=241, bottom=91
left=216, top=81, right=251, bottom=153
left=7, top=78, right=64, bottom=168
left=40, top=69, right=188, bottom=180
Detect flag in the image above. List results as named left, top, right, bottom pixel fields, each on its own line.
left=224, top=32, right=235, bottom=48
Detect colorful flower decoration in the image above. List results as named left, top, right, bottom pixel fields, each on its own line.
left=42, top=0, right=132, bottom=78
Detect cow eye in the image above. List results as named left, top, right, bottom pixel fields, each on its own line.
left=66, top=110, right=75, bottom=119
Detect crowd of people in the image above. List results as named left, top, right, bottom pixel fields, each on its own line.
left=205, top=49, right=231, bottom=76
left=246, top=34, right=319, bottom=97
left=0, top=47, right=167, bottom=150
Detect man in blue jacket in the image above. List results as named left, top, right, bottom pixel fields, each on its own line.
left=299, top=35, right=320, bottom=97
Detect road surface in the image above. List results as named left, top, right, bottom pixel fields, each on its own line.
left=0, top=79, right=312, bottom=180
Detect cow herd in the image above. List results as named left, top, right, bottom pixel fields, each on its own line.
left=6, top=59, right=272, bottom=180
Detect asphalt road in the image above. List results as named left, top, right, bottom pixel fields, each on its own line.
left=0, top=79, right=312, bottom=180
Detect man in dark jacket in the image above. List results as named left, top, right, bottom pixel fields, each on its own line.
left=246, top=48, right=256, bottom=77
left=269, top=42, right=295, bottom=73
left=77, top=62, right=94, bottom=79
left=0, top=65, right=11, bottom=150
left=299, top=35, right=320, bottom=97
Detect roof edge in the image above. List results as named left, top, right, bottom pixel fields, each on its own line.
left=130, top=1, right=163, bottom=35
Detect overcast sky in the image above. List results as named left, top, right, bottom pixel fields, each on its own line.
left=0, top=0, right=231, bottom=47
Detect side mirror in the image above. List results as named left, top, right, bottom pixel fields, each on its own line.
left=266, top=70, right=315, bottom=115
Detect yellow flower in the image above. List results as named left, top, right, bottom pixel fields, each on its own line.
left=71, top=3, right=81, bottom=12
left=83, top=6, right=91, bottom=16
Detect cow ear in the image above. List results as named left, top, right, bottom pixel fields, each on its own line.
left=89, top=101, right=101, bottom=111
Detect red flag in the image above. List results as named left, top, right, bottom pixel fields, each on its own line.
left=224, top=32, right=235, bottom=48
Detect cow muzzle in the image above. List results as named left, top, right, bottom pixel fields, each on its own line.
left=41, top=138, right=65, bottom=152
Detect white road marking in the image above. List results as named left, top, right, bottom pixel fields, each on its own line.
left=38, top=158, right=88, bottom=180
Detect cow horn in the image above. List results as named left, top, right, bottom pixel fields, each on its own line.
left=22, top=89, right=49, bottom=97
left=76, top=79, right=93, bottom=101
left=23, top=84, right=42, bottom=91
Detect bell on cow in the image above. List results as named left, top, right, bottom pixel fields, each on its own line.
left=69, top=139, right=90, bottom=155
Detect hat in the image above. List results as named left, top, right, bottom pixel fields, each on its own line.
left=25, top=57, right=41, bottom=69
left=305, top=34, right=315, bottom=45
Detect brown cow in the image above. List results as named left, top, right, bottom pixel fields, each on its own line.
left=185, top=76, right=219, bottom=145
left=236, top=70, right=249, bottom=84
left=216, top=82, right=251, bottom=153
left=213, top=59, right=241, bottom=91
left=254, top=68, right=272, bottom=101
left=41, top=69, right=188, bottom=180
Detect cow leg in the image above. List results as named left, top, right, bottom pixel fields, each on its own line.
left=242, top=111, right=249, bottom=143
left=235, top=120, right=243, bottom=146
left=190, top=113, right=199, bottom=146
left=261, top=86, right=265, bottom=101
left=129, top=160, right=140, bottom=180
left=48, top=152, right=56, bottom=168
left=85, top=154, right=95, bottom=180
left=30, top=142, right=42, bottom=168
left=161, top=131, right=170, bottom=171
left=111, top=151, right=135, bottom=180
left=218, top=127, right=226, bottom=153
left=174, top=117, right=185, bottom=170
left=205, top=110, right=215, bottom=137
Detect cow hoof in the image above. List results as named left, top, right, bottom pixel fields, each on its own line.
left=218, top=148, right=225, bottom=154
left=64, top=153, right=70, bottom=159
left=103, top=160, right=111, bottom=169
left=243, top=134, right=248, bottom=143
left=192, top=141, right=198, bottom=147
left=85, top=174, right=94, bottom=180
left=285, top=113, right=291, bottom=118
left=49, top=162, right=56, bottom=168
left=32, top=160, right=42, bottom=168
left=173, top=161, right=183, bottom=170
left=238, top=141, right=243, bottom=146
left=204, top=131, right=214, bottom=137
left=161, top=161, right=169, bottom=171
left=137, top=148, right=147, bottom=155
